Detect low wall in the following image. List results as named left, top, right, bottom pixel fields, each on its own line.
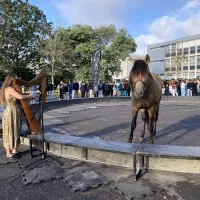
left=30, top=96, right=200, bottom=111
left=21, top=133, right=200, bottom=177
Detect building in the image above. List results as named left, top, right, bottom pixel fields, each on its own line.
left=112, top=55, right=145, bottom=84
left=147, top=34, right=200, bottom=80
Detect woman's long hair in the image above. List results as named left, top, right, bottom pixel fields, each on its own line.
left=0, top=73, right=17, bottom=105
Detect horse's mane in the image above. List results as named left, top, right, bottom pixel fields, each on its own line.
left=130, top=60, right=149, bottom=76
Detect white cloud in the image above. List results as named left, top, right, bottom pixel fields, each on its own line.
left=52, top=0, right=131, bottom=27
left=135, top=0, right=200, bottom=55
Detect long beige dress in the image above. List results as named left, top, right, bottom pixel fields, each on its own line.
left=2, top=97, right=21, bottom=149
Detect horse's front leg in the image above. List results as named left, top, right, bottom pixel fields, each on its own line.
left=147, top=105, right=155, bottom=144
left=153, top=104, right=160, bottom=140
left=128, top=106, right=138, bottom=143
left=139, top=109, right=146, bottom=142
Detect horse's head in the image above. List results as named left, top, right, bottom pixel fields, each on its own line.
left=129, top=55, right=150, bottom=99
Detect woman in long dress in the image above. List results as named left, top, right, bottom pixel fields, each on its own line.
left=0, top=74, right=34, bottom=159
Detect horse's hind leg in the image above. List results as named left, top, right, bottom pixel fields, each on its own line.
left=128, top=107, right=138, bottom=143
left=139, top=109, right=146, bottom=142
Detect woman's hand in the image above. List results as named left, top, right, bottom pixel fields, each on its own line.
left=29, top=94, right=35, bottom=100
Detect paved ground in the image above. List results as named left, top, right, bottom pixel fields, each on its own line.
left=1, top=101, right=200, bottom=199
left=43, top=101, right=200, bottom=146
left=0, top=141, right=200, bottom=200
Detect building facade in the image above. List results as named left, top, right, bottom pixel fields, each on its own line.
left=112, top=55, right=145, bottom=84
left=147, top=34, right=200, bottom=80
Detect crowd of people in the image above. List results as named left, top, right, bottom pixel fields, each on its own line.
left=162, top=79, right=200, bottom=96
left=55, top=79, right=131, bottom=100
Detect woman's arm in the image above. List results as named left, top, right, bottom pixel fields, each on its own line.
left=6, top=87, right=34, bottom=100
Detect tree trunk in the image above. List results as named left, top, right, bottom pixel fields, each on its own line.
left=51, top=58, right=55, bottom=85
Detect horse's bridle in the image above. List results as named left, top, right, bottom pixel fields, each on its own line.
left=132, top=73, right=149, bottom=91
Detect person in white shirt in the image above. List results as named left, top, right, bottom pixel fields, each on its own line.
left=180, top=80, right=186, bottom=96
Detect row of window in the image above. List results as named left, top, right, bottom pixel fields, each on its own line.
left=165, top=56, right=200, bottom=67
left=166, top=45, right=200, bottom=57
left=165, top=65, right=200, bottom=72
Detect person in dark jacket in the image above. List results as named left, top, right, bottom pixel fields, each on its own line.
left=72, top=80, right=79, bottom=99
left=80, top=80, right=86, bottom=98
left=124, top=80, right=129, bottom=96
left=68, top=80, right=73, bottom=99
left=187, top=80, right=192, bottom=96
left=47, top=83, right=54, bottom=100
left=58, top=81, right=65, bottom=100
left=192, top=79, right=198, bottom=96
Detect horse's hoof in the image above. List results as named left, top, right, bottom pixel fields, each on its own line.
left=149, top=136, right=155, bottom=144
left=127, top=139, right=132, bottom=143
left=139, top=137, right=144, bottom=142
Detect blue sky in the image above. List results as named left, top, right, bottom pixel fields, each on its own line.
left=28, top=0, right=200, bottom=54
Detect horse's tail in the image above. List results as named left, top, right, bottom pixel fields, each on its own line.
left=145, top=109, right=149, bottom=124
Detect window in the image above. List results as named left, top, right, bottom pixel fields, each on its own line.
left=190, top=56, right=195, bottom=65
left=198, top=46, right=200, bottom=53
left=190, top=46, right=196, bottom=54
left=171, top=44, right=176, bottom=56
left=177, top=67, right=182, bottom=71
left=197, top=55, right=200, bottom=69
left=183, top=57, right=188, bottom=66
left=189, top=73, right=195, bottom=79
left=184, top=47, right=189, bottom=55
left=190, top=66, right=195, bottom=70
left=165, top=68, right=170, bottom=72
left=165, top=45, right=170, bottom=57
left=171, top=67, right=176, bottom=71
left=171, top=58, right=176, bottom=67
left=183, top=73, right=188, bottom=79
left=165, top=59, right=170, bottom=67
left=183, top=66, right=188, bottom=70
left=177, top=48, right=182, bottom=55
left=190, top=56, right=195, bottom=70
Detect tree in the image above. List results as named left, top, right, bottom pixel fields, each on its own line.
left=60, top=25, right=137, bottom=80
left=0, top=0, right=51, bottom=80
left=39, top=26, right=75, bottom=85
left=171, top=42, right=187, bottom=79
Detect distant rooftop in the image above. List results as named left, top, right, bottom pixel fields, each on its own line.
left=148, top=33, right=200, bottom=49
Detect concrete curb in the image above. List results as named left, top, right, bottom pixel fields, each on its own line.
left=20, top=132, right=200, bottom=175
left=30, top=96, right=200, bottom=111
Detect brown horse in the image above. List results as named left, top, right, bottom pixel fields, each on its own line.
left=128, top=55, right=162, bottom=144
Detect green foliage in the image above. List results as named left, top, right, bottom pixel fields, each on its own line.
left=52, top=25, right=137, bottom=81
left=38, top=27, right=75, bottom=84
left=0, top=0, right=51, bottom=79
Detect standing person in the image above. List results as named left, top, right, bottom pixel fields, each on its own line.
left=68, top=80, right=73, bottom=99
left=181, top=80, right=186, bottom=96
left=29, top=85, right=37, bottom=104
left=80, top=80, right=86, bottom=98
left=106, top=81, right=111, bottom=96
left=47, top=82, right=54, bottom=101
left=64, top=83, right=69, bottom=99
left=119, top=80, right=125, bottom=96
left=110, top=82, right=114, bottom=97
left=176, top=81, right=181, bottom=96
left=192, top=79, right=198, bottom=96
left=165, top=82, right=170, bottom=96
left=88, top=80, right=93, bottom=98
left=58, top=81, right=65, bottom=100
left=103, top=82, right=109, bottom=97
left=72, top=80, right=79, bottom=99
left=113, top=83, right=117, bottom=96
left=98, top=81, right=104, bottom=97
left=187, top=80, right=192, bottom=96
left=0, top=74, right=34, bottom=158
left=124, top=80, right=129, bottom=96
